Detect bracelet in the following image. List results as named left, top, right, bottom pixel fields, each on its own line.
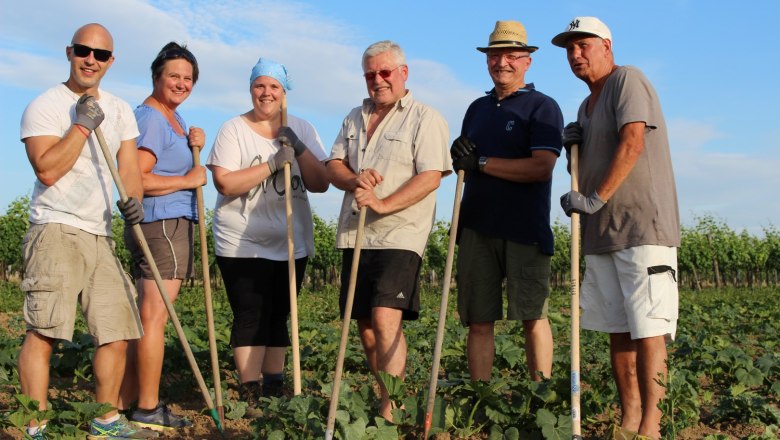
left=74, top=124, right=90, bottom=137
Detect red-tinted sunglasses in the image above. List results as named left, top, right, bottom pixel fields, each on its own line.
left=363, top=65, right=402, bottom=81
left=71, top=43, right=112, bottom=62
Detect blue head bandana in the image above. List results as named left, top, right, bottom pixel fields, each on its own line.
left=249, top=58, right=292, bottom=91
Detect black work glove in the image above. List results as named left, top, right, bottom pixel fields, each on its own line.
left=117, top=197, right=144, bottom=225
left=74, top=94, right=105, bottom=132
left=267, top=146, right=295, bottom=174
left=277, top=126, right=307, bottom=157
left=450, top=136, right=479, bottom=172
left=563, top=122, right=583, bottom=151
left=560, top=190, right=605, bottom=216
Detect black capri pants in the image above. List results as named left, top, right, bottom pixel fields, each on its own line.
left=216, top=256, right=307, bottom=348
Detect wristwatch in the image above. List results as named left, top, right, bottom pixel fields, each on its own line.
left=478, top=156, right=488, bottom=172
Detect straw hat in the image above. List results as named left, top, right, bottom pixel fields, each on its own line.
left=477, top=20, right=538, bottom=53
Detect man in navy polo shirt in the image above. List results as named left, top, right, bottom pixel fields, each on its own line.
left=450, top=20, right=563, bottom=382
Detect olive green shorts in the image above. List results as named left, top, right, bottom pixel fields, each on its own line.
left=456, top=228, right=551, bottom=325
left=21, top=223, right=143, bottom=345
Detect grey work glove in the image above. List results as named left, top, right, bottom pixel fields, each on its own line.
left=450, top=136, right=479, bottom=172
left=74, top=94, right=105, bottom=132
left=267, top=146, right=295, bottom=174
left=117, top=197, right=145, bottom=225
left=560, top=190, right=606, bottom=216
left=277, top=126, right=307, bottom=157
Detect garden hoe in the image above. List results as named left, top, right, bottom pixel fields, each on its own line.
left=423, top=169, right=464, bottom=439
left=282, top=95, right=303, bottom=396
left=192, top=144, right=225, bottom=426
left=325, top=206, right=367, bottom=440
left=94, top=127, right=224, bottom=435
left=570, top=143, right=582, bottom=440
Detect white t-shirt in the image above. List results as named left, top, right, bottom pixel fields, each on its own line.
left=206, top=114, right=328, bottom=259
left=20, top=84, right=140, bottom=236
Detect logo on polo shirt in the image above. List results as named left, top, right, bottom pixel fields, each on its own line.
left=396, top=292, right=405, bottom=299
left=506, top=120, right=515, bottom=131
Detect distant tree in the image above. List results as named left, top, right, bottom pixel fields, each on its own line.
left=310, top=213, right=341, bottom=289
left=0, top=195, right=30, bottom=280
left=550, top=219, right=573, bottom=289
left=421, top=220, right=450, bottom=287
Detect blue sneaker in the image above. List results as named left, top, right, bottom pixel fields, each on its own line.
left=88, top=415, right=159, bottom=439
left=130, top=401, right=192, bottom=431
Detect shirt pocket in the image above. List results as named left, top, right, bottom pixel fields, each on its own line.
left=377, top=130, right=414, bottom=165
left=21, top=274, right=64, bottom=329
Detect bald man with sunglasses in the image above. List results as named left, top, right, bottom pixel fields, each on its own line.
left=327, top=40, right=451, bottom=422
left=18, top=23, right=156, bottom=439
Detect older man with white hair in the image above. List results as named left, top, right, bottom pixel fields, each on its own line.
left=553, top=16, right=681, bottom=440
left=327, top=40, right=451, bottom=421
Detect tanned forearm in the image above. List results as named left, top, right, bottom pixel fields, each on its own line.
left=481, top=150, right=558, bottom=183
left=24, top=127, right=91, bottom=186
left=356, top=170, right=442, bottom=215
left=297, top=151, right=329, bottom=193
left=326, top=159, right=359, bottom=192
left=596, top=121, right=645, bottom=201
left=117, top=140, right=144, bottom=201
left=209, top=164, right=273, bottom=197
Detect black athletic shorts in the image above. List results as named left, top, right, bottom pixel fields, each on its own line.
left=339, top=249, right=421, bottom=321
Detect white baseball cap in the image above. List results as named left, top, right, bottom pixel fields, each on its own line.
left=551, top=16, right=612, bottom=47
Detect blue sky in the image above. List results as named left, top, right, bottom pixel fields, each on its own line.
left=1, top=0, right=778, bottom=234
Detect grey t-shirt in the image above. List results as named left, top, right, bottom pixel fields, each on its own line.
left=577, top=66, right=680, bottom=254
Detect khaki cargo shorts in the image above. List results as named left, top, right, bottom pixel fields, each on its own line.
left=21, top=223, right=143, bottom=345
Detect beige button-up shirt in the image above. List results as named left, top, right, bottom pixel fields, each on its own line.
left=329, top=91, right=451, bottom=257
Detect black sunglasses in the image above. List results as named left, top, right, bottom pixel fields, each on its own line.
left=71, top=43, right=112, bottom=62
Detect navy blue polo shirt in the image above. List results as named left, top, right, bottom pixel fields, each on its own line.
left=458, top=84, right=563, bottom=255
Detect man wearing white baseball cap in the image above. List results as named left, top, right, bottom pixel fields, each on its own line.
left=552, top=17, right=680, bottom=440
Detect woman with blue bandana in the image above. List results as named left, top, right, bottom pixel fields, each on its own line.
left=206, top=58, right=328, bottom=413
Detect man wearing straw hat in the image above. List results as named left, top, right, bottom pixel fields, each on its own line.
left=17, top=23, right=155, bottom=439
left=552, top=16, right=680, bottom=440
left=450, top=20, right=563, bottom=383
left=327, top=40, right=451, bottom=421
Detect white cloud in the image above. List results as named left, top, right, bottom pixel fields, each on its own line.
left=0, top=0, right=479, bottom=222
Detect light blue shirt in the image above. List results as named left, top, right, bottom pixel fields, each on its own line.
left=134, top=104, right=198, bottom=223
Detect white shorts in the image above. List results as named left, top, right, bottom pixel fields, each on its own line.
left=581, top=245, right=678, bottom=342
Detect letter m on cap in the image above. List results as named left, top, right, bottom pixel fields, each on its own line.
left=568, top=19, right=580, bottom=31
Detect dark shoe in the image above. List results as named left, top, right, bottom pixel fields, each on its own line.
left=239, top=381, right=264, bottom=418
left=130, top=401, right=192, bottom=432
left=263, top=380, right=284, bottom=398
